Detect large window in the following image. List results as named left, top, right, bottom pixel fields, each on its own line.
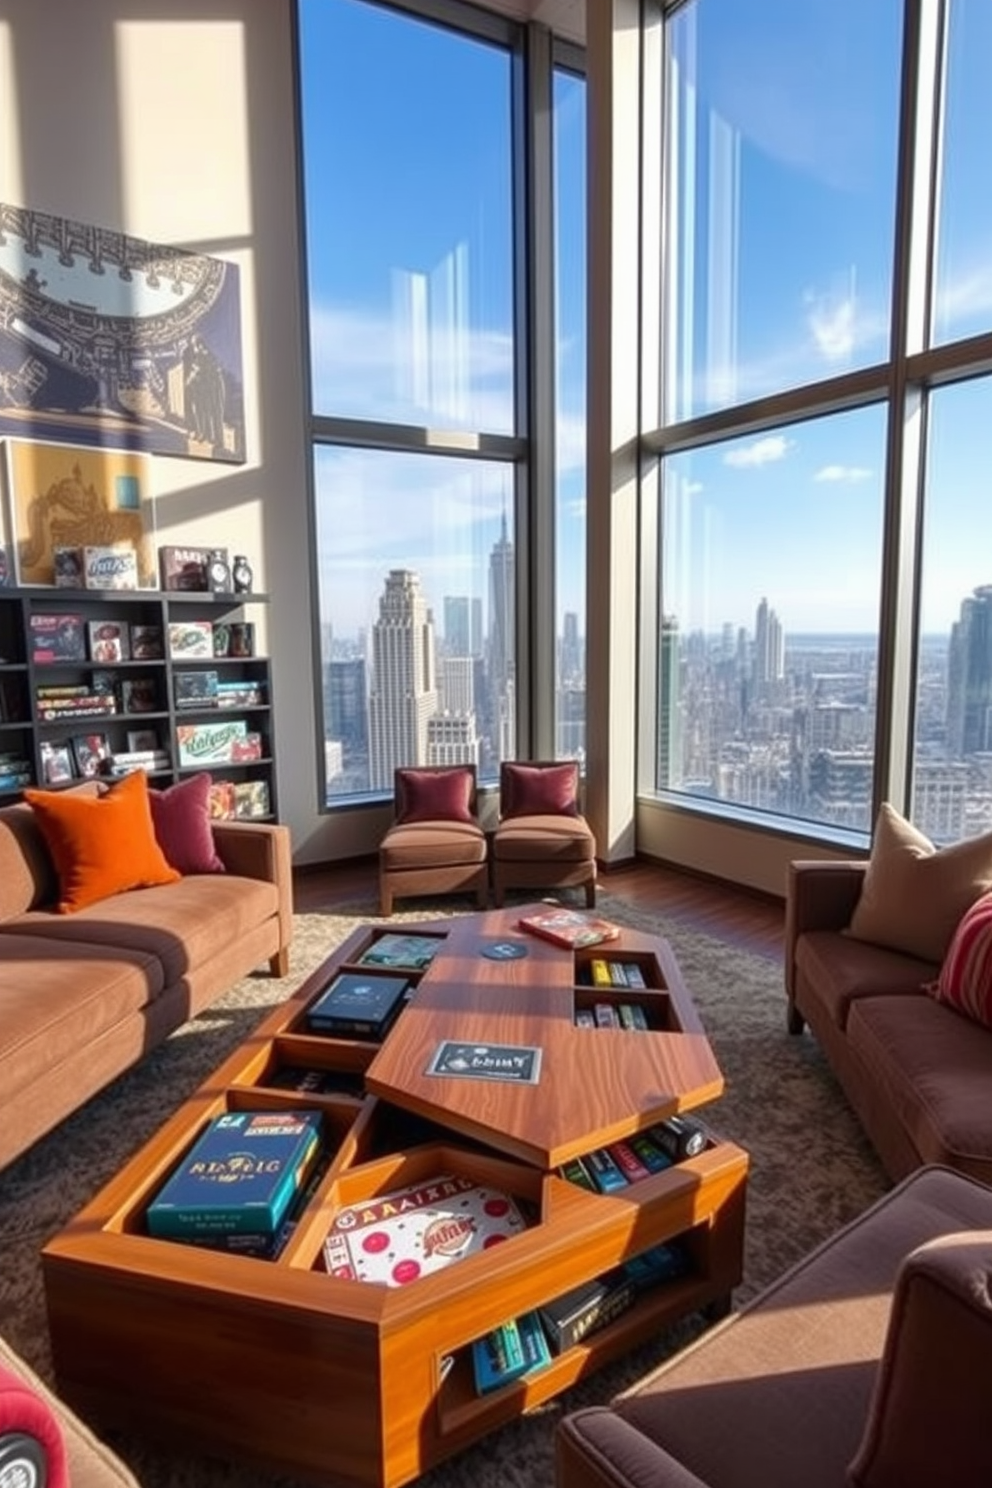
left=659, top=409, right=886, bottom=830
left=661, top=0, right=901, bottom=424
left=648, top=0, right=992, bottom=845
left=298, top=1, right=583, bottom=806
left=553, top=64, right=587, bottom=761
left=299, top=0, right=514, bottom=432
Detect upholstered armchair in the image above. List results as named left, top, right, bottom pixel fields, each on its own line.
left=556, top=1165, right=992, bottom=1488
left=378, top=764, right=489, bottom=916
left=491, top=759, right=596, bottom=908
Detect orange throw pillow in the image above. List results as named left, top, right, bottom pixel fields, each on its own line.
left=24, top=770, right=180, bottom=913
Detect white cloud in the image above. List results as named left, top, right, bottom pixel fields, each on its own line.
left=814, top=463, right=872, bottom=483
left=723, top=434, right=793, bottom=468
left=806, top=290, right=856, bottom=360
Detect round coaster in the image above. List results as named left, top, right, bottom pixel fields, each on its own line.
left=479, top=939, right=529, bottom=961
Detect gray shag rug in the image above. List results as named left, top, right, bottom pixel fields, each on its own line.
left=0, top=892, right=888, bottom=1488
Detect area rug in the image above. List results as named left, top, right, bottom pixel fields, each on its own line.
left=0, top=893, right=888, bottom=1488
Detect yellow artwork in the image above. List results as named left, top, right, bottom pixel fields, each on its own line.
left=3, top=440, right=155, bottom=587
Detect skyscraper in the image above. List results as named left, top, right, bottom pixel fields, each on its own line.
left=487, top=510, right=515, bottom=760
left=946, top=585, right=992, bottom=759
left=368, top=569, right=438, bottom=790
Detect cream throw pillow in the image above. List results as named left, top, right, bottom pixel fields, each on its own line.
left=846, top=803, right=992, bottom=964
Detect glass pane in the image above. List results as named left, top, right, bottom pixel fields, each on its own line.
left=554, top=66, right=586, bottom=763
left=931, top=0, right=992, bottom=346
left=298, top=0, right=515, bottom=432
left=662, top=0, right=902, bottom=422
left=313, top=447, right=515, bottom=801
left=657, top=407, right=886, bottom=833
left=913, top=377, right=992, bottom=841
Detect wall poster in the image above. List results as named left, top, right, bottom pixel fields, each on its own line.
left=2, top=439, right=156, bottom=587
left=0, top=201, right=245, bottom=464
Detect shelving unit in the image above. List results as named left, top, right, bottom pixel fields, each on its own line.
left=0, top=585, right=277, bottom=819
left=42, top=906, right=748, bottom=1488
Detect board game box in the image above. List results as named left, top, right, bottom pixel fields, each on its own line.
left=322, top=1172, right=528, bottom=1287
left=146, top=1109, right=323, bottom=1240
left=359, top=933, right=442, bottom=970
left=517, top=908, right=620, bottom=950
left=306, top=972, right=410, bottom=1038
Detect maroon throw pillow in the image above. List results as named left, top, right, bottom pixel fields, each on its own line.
left=395, top=768, right=475, bottom=825
left=502, top=761, right=579, bottom=818
left=149, top=772, right=226, bottom=874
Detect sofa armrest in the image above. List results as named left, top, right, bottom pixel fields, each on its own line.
left=785, top=859, right=867, bottom=1002
left=557, top=1408, right=711, bottom=1488
left=848, top=1230, right=992, bottom=1488
left=212, top=821, right=293, bottom=972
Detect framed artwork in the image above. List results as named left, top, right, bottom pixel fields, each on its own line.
left=0, top=200, right=245, bottom=463
left=2, top=439, right=155, bottom=588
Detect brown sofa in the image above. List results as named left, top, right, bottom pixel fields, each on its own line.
left=785, top=858, right=992, bottom=1186
left=556, top=1164, right=992, bottom=1488
left=0, top=1330, right=140, bottom=1486
left=0, top=797, right=292, bottom=1171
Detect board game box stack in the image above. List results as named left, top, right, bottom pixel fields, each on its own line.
left=146, top=1109, right=323, bottom=1256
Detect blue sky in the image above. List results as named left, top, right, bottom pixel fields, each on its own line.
left=299, top=0, right=992, bottom=642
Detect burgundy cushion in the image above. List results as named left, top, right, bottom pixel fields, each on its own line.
left=927, top=890, right=992, bottom=1030
left=501, top=761, right=578, bottom=819
left=149, top=772, right=226, bottom=875
left=395, top=768, right=475, bottom=825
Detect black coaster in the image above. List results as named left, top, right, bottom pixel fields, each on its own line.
left=479, top=939, right=529, bottom=961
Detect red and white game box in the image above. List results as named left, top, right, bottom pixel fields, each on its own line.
left=322, top=1173, right=527, bottom=1287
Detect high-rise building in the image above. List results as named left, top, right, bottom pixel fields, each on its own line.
left=559, top=611, right=582, bottom=685
left=487, top=511, right=515, bottom=760
left=325, top=658, right=368, bottom=759
left=368, top=569, right=438, bottom=790
left=440, top=655, right=476, bottom=716
left=754, top=596, right=784, bottom=689
left=427, top=712, right=481, bottom=767
left=657, top=614, right=682, bottom=788
left=946, top=585, right=992, bottom=758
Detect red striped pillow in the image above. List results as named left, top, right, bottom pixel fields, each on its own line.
left=928, top=891, right=992, bottom=1029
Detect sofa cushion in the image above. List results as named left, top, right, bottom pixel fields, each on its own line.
left=492, top=814, right=594, bottom=864
left=0, top=802, right=63, bottom=920
left=379, top=819, right=487, bottom=871
left=927, top=890, right=992, bottom=1031
left=846, top=995, right=992, bottom=1180
left=148, top=772, right=225, bottom=875
left=1, top=875, right=279, bottom=989
left=0, top=935, right=163, bottom=1108
left=500, top=761, right=579, bottom=818
left=846, top=803, right=992, bottom=964
left=395, top=767, right=475, bottom=825
left=796, top=930, right=938, bottom=1030
left=23, top=771, right=180, bottom=913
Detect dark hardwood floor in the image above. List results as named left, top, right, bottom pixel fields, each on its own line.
left=293, top=855, right=786, bottom=961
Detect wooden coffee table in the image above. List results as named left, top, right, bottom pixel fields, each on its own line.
left=43, top=905, right=748, bottom=1488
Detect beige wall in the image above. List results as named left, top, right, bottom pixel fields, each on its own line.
left=0, top=0, right=344, bottom=863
